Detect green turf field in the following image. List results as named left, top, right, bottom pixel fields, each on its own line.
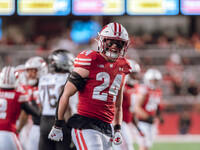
left=134, top=142, right=200, bottom=150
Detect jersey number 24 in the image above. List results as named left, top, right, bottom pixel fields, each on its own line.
left=92, top=72, right=122, bottom=102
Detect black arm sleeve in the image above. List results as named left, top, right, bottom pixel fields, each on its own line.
left=68, top=71, right=87, bottom=91
left=21, top=101, right=40, bottom=117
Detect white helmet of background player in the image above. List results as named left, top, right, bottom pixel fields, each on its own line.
left=143, top=68, right=162, bottom=89
left=48, top=49, right=75, bottom=73
left=14, top=64, right=26, bottom=86
left=25, top=56, right=47, bottom=85
left=126, top=59, right=141, bottom=86
left=98, top=22, right=130, bottom=62
left=0, top=66, right=17, bottom=89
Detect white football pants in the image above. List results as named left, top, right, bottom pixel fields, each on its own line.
left=27, top=124, right=40, bottom=150
left=137, top=121, right=157, bottom=148
left=0, top=131, right=22, bottom=150
left=71, top=128, right=113, bottom=150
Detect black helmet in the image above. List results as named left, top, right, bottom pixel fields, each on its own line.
left=48, top=49, right=75, bottom=73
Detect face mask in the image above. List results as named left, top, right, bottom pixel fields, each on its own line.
left=27, top=79, right=38, bottom=86
left=105, top=50, right=119, bottom=59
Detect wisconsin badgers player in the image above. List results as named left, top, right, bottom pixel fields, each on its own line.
left=113, top=59, right=141, bottom=150
left=135, top=68, right=163, bottom=150
left=17, top=56, right=47, bottom=150
left=38, top=49, right=77, bottom=150
left=0, top=66, right=40, bottom=150
left=48, top=22, right=131, bottom=149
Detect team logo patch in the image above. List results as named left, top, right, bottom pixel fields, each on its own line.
left=119, top=67, right=123, bottom=71
left=98, top=64, right=104, bottom=68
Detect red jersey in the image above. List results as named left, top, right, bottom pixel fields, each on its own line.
left=137, top=84, right=162, bottom=119
left=17, top=84, right=39, bottom=104
left=0, top=89, right=26, bottom=133
left=123, top=84, right=139, bottom=123
left=74, top=50, right=131, bottom=123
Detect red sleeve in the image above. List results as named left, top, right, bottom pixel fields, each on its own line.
left=123, top=58, right=132, bottom=74
left=16, top=91, right=28, bottom=103
left=74, top=50, right=96, bottom=71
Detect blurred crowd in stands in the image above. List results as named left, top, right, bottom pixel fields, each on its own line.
left=1, top=26, right=200, bottom=98
left=1, top=25, right=200, bottom=51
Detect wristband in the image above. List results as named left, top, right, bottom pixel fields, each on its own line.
left=114, top=124, right=121, bottom=131
left=54, top=119, right=64, bottom=128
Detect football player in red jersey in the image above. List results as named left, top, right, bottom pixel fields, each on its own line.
left=0, top=66, right=40, bottom=150
left=113, top=59, right=141, bottom=150
left=48, top=22, right=131, bottom=150
left=17, top=56, right=47, bottom=150
left=135, top=68, right=163, bottom=150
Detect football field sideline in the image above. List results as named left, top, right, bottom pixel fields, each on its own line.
left=134, top=135, right=200, bottom=150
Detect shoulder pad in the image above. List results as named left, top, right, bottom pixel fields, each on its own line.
left=118, top=58, right=132, bottom=74
left=74, top=50, right=97, bottom=70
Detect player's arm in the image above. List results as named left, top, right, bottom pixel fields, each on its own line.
left=17, top=101, right=40, bottom=133
left=111, top=82, right=125, bottom=145
left=113, top=82, right=125, bottom=126
left=135, top=93, right=148, bottom=119
left=20, top=101, right=40, bottom=116
left=17, top=110, right=29, bottom=133
left=58, top=85, right=71, bottom=121
left=48, top=67, right=89, bottom=142
left=135, top=93, right=154, bottom=123
left=53, top=67, right=88, bottom=128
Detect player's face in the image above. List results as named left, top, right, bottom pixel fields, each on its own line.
left=103, top=39, right=125, bottom=62
left=27, top=68, right=37, bottom=79
left=149, top=79, right=159, bottom=89
left=130, top=72, right=140, bottom=80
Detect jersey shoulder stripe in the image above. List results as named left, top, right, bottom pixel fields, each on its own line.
left=74, top=50, right=98, bottom=70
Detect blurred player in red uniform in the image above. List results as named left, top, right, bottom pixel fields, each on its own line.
left=17, top=56, right=47, bottom=150
left=113, top=59, right=141, bottom=150
left=135, top=68, right=163, bottom=150
left=0, top=66, right=40, bottom=150
left=48, top=22, right=131, bottom=150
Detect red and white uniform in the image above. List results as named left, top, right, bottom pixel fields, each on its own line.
left=0, top=89, right=26, bottom=150
left=72, top=50, right=130, bottom=150
left=74, top=50, right=131, bottom=124
left=18, top=85, right=39, bottom=104
left=123, top=84, right=139, bottom=123
left=137, top=85, right=162, bottom=120
left=137, top=84, right=162, bottom=148
left=18, top=84, right=40, bottom=150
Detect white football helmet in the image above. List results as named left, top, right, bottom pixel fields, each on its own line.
left=15, top=64, right=26, bottom=86
left=0, top=66, right=17, bottom=89
left=126, top=59, right=141, bottom=86
left=25, top=56, right=47, bottom=85
left=98, top=22, right=130, bottom=62
left=143, top=68, right=162, bottom=89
